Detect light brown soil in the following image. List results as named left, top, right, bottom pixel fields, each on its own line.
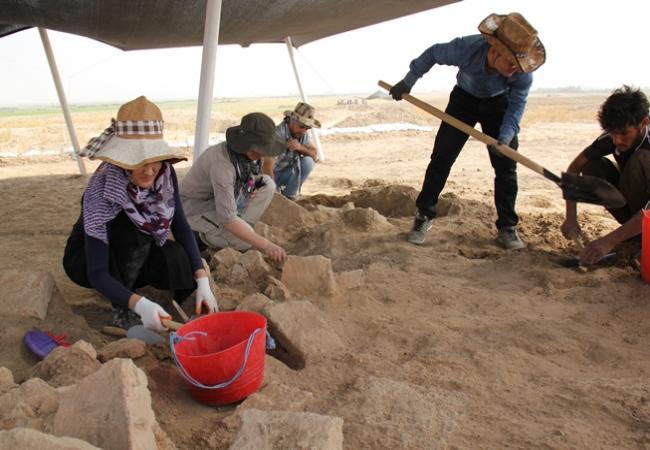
left=2, top=94, right=650, bottom=449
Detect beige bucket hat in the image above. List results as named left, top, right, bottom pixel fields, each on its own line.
left=79, top=96, right=186, bottom=170
left=478, top=12, right=546, bottom=73
left=283, top=102, right=321, bottom=129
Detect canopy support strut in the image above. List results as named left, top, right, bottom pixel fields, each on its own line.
left=194, top=0, right=223, bottom=160
left=38, top=28, right=87, bottom=175
left=285, top=36, right=324, bottom=161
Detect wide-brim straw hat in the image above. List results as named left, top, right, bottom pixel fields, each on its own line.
left=90, top=96, right=186, bottom=170
left=226, top=112, right=286, bottom=156
left=283, top=101, right=321, bottom=128
left=478, top=12, right=546, bottom=73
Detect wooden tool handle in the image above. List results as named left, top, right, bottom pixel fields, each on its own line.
left=161, top=318, right=183, bottom=330
left=378, top=80, right=547, bottom=176
left=102, top=326, right=128, bottom=337
left=171, top=300, right=190, bottom=323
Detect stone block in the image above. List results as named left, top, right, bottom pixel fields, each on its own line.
left=260, top=193, right=311, bottom=228
left=0, top=367, right=17, bottom=395
left=53, top=359, right=160, bottom=450
left=0, top=378, right=59, bottom=432
left=239, top=250, right=272, bottom=281
left=0, top=428, right=100, bottom=449
left=226, top=264, right=248, bottom=285
left=71, top=340, right=97, bottom=360
left=264, top=301, right=344, bottom=365
left=253, top=221, right=271, bottom=239
left=230, top=409, right=343, bottom=450
left=235, top=293, right=273, bottom=314
left=239, top=383, right=313, bottom=415
left=98, top=338, right=147, bottom=363
left=214, top=287, right=245, bottom=311
left=223, top=383, right=315, bottom=432
left=263, top=355, right=297, bottom=387
left=30, top=346, right=101, bottom=388
left=281, top=255, right=337, bottom=297
left=212, top=247, right=241, bottom=270
left=0, top=270, right=54, bottom=320
left=263, top=276, right=291, bottom=301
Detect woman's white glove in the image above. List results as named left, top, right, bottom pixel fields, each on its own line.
left=195, top=277, right=219, bottom=315
left=134, top=297, right=171, bottom=332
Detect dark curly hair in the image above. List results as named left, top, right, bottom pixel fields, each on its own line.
left=598, top=85, right=649, bottom=132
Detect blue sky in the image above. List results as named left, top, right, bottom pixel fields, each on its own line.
left=1, top=0, right=648, bottom=106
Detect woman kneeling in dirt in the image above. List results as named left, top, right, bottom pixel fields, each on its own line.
left=63, top=96, right=218, bottom=331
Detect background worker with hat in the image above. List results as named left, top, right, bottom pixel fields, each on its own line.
left=63, top=96, right=218, bottom=332
left=390, top=12, right=546, bottom=250
left=265, top=102, right=321, bottom=199
left=180, top=112, right=288, bottom=262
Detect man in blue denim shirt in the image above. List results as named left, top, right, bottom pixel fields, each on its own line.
left=390, top=12, right=545, bottom=249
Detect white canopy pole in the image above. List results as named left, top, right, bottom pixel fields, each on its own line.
left=284, top=36, right=324, bottom=161
left=193, top=0, right=223, bottom=160
left=38, top=28, right=87, bottom=176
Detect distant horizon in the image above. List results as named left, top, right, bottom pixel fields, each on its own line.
left=1, top=86, right=646, bottom=110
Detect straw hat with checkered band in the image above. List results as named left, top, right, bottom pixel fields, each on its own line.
left=283, top=102, right=321, bottom=129
left=78, top=96, right=186, bottom=170
left=478, top=12, right=546, bottom=73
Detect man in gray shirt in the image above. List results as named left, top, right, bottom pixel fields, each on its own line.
left=180, top=112, right=287, bottom=262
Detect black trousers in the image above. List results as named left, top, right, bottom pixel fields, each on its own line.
left=63, top=211, right=196, bottom=303
left=416, top=85, right=519, bottom=229
left=581, top=156, right=650, bottom=225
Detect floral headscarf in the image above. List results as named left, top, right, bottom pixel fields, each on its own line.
left=82, top=161, right=175, bottom=245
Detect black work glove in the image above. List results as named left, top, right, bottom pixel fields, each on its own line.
left=389, top=80, right=411, bottom=101
left=487, top=139, right=507, bottom=159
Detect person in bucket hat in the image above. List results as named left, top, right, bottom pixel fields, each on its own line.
left=180, top=112, right=288, bottom=262
left=263, top=102, right=321, bottom=199
left=389, top=12, right=545, bottom=250
left=561, top=86, right=650, bottom=265
left=63, top=96, right=218, bottom=332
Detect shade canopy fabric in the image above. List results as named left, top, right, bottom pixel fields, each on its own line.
left=0, top=0, right=458, bottom=50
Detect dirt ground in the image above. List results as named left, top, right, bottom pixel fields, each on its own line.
left=2, top=93, right=650, bottom=449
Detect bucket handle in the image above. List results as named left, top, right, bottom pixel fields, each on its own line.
left=169, top=327, right=263, bottom=390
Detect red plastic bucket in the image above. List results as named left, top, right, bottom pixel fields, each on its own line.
left=169, top=311, right=266, bottom=405
left=643, top=208, right=650, bottom=284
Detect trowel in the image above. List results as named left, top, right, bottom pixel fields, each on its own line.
left=126, top=325, right=165, bottom=344
left=102, top=319, right=183, bottom=344
left=559, top=252, right=616, bottom=268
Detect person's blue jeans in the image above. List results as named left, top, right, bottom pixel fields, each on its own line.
left=274, top=155, right=315, bottom=199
